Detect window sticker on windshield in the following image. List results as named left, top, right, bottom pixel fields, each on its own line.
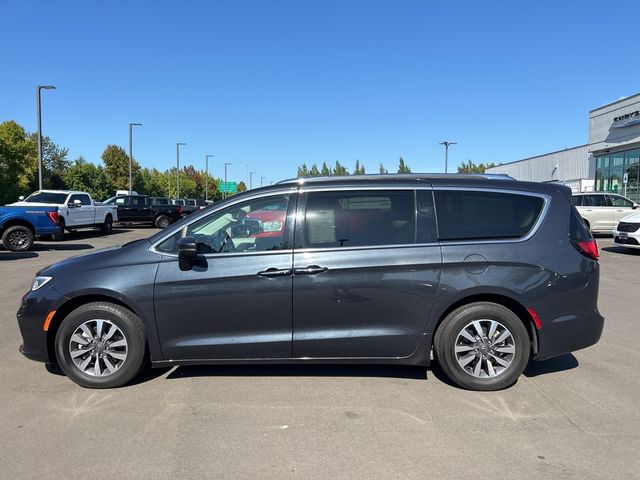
left=308, top=209, right=336, bottom=243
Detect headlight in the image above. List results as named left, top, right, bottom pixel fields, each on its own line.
left=31, top=276, right=52, bottom=291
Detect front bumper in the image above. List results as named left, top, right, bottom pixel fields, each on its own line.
left=16, top=285, right=66, bottom=364
left=613, top=228, right=640, bottom=249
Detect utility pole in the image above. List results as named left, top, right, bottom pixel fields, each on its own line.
left=439, top=141, right=457, bottom=174
left=224, top=162, right=232, bottom=198
left=205, top=154, right=214, bottom=201
left=128, top=123, right=142, bottom=194
left=36, top=85, right=56, bottom=190
left=176, top=142, right=186, bottom=198
left=250, top=171, right=256, bottom=189
left=260, top=176, right=266, bottom=187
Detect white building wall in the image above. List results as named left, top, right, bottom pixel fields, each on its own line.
left=485, top=145, right=591, bottom=186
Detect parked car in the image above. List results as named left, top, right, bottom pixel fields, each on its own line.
left=10, top=190, right=118, bottom=240
left=0, top=205, right=61, bottom=251
left=150, top=197, right=172, bottom=206
left=572, top=192, right=639, bottom=233
left=613, top=212, right=640, bottom=250
left=172, top=198, right=206, bottom=215
left=17, top=174, right=604, bottom=391
left=102, top=195, right=182, bottom=228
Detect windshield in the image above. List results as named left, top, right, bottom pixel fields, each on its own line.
left=23, top=192, right=68, bottom=204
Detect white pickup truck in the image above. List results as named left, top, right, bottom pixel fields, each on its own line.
left=11, top=190, right=118, bottom=240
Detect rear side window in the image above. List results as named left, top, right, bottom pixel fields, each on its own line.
left=303, top=190, right=415, bottom=248
left=569, top=206, right=592, bottom=240
left=434, top=190, right=544, bottom=241
left=583, top=195, right=608, bottom=207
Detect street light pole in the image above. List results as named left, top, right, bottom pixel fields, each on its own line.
left=250, top=171, right=255, bottom=189
left=224, top=162, right=232, bottom=198
left=128, top=123, right=142, bottom=194
left=260, top=176, right=266, bottom=187
left=36, top=85, right=56, bottom=190
left=439, top=141, right=458, bottom=173
left=176, top=142, right=186, bottom=198
left=205, top=154, right=214, bottom=201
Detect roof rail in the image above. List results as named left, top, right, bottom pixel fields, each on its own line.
left=277, top=173, right=515, bottom=184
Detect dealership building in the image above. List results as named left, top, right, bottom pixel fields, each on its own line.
left=486, top=92, right=640, bottom=202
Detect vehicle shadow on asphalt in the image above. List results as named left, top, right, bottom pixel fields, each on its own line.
left=523, top=353, right=579, bottom=377
left=0, top=251, right=40, bottom=261
left=38, top=228, right=135, bottom=243
left=31, top=243, right=94, bottom=252
left=601, top=246, right=640, bottom=256
left=166, top=364, right=429, bottom=381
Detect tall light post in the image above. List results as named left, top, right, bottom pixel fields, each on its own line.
left=176, top=142, right=187, bottom=198
left=224, top=162, right=232, bottom=198
left=36, top=85, right=56, bottom=190
left=249, top=171, right=256, bottom=189
left=439, top=141, right=457, bottom=174
left=128, top=123, right=142, bottom=194
left=205, top=154, right=214, bottom=201
left=260, top=176, right=266, bottom=187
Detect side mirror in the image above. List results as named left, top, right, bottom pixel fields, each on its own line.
left=178, top=236, right=198, bottom=258
left=178, top=236, right=198, bottom=270
left=18, top=196, right=24, bottom=201
left=633, top=203, right=639, bottom=210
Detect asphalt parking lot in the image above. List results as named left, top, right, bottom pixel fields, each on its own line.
left=0, top=228, right=638, bottom=479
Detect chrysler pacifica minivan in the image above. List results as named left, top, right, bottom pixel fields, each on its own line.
left=17, top=175, right=604, bottom=391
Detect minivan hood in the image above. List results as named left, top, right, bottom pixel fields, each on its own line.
left=40, top=238, right=154, bottom=276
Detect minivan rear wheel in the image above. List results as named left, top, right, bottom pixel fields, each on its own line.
left=55, top=302, right=146, bottom=388
left=434, top=302, right=530, bottom=391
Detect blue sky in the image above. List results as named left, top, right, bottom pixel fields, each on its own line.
left=2, top=0, right=639, bottom=185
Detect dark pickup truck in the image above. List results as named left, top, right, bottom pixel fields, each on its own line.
left=102, top=195, right=182, bottom=228
left=0, top=206, right=61, bottom=251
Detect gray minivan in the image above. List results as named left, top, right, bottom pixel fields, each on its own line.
left=17, top=174, right=604, bottom=391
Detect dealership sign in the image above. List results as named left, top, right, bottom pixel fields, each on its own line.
left=612, top=110, right=640, bottom=128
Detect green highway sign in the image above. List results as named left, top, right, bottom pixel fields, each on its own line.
left=220, top=181, right=237, bottom=193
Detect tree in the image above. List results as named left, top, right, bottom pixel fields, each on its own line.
left=297, top=163, right=309, bottom=177
left=457, top=160, right=497, bottom=174
left=25, top=134, right=70, bottom=190
left=237, top=181, right=247, bottom=193
left=333, top=161, right=348, bottom=176
left=320, top=162, right=332, bottom=176
left=102, top=145, right=139, bottom=190
left=379, top=163, right=388, bottom=174
left=0, top=121, right=32, bottom=204
left=64, top=157, right=113, bottom=200
left=354, top=160, right=365, bottom=175
left=397, top=157, right=411, bottom=173
left=309, top=164, right=320, bottom=176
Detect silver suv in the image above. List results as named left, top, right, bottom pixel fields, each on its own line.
left=572, top=192, right=639, bottom=233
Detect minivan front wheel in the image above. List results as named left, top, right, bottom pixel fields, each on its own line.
left=434, top=302, right=530, bottom=391
left=55, top=302, right=146, bottom=388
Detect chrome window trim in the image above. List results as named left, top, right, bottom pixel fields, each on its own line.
left=431, top=186, right=551, bottom=245
left=148, top=187, right=298, bottom=257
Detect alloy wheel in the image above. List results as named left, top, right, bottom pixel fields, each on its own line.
left=68, top=319, right=128, bottom=376
left=454, top=319, right=515, bottom=378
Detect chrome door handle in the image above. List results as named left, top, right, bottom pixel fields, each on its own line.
left=294, top=265, right=328, bottom=275
left=257, top=268, right=292, bottom=278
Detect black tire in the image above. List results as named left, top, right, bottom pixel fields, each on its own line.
left=434, top=302, right=530, bottom=391
left=100, top=215, right=113, bottom=234
left=155, top=215, right=170, bottom=229
left=2, top=225, right=35, bottom=251
left=55, top=302, right=146, bottom=388
left=52, top=218, right=65, bottom=241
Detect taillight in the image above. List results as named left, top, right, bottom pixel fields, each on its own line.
left=47, top=211, right=59, bottom=224
left=177, top=207, right=183, bottom=215
left=572, top=239, right=599, bottom=260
